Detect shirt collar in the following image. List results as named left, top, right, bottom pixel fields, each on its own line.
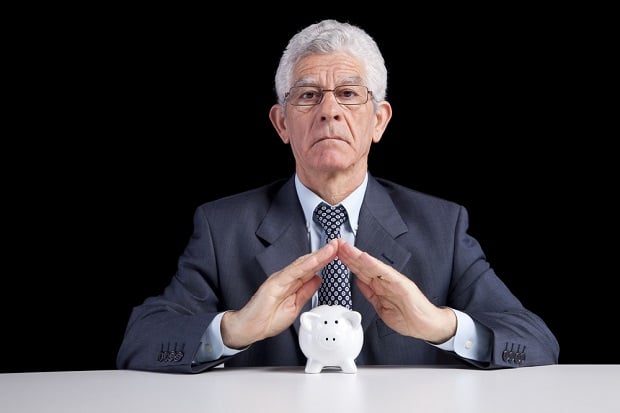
left=295, top=173, right=367, bottom=235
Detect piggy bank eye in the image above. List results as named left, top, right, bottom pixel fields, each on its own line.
left=334, top=320, right=339, bottom=324
left=324, top=321, right=327, bottom=324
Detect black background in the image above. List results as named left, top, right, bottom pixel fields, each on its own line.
left=2, top=9, right=615, bottom=372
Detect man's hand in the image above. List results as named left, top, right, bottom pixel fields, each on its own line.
left=337, top=239, right=456, bottom=344
left=221, top=239, right=339, bottom=349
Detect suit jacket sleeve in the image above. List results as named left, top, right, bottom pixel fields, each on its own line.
left=116, top=204, right=235, bottom=373
left=448, top=204, right=560, bottom=368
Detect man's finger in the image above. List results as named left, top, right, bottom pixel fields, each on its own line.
left=273, top=239, right=338, bottom=291
left=338, top=240, right=390, bottom=284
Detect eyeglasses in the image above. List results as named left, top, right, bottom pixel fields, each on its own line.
left=285, top=85, right=372, bottom=106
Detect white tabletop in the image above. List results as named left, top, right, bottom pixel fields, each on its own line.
left=1, top=365, right=618, bottom=413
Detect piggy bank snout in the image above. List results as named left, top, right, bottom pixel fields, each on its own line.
left=314, top=320, right=348, bottom=349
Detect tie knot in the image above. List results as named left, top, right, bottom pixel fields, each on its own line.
left=313, top=202, right=348, bottom=238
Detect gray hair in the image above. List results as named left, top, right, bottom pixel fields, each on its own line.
left=274, top=19, right=388, bottom=108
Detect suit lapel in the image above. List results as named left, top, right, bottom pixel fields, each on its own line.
left=353, top=175, right=412, bottom=332
left=255, top=176, right=309, bottom=276
left=254, top=177, right=313, bottom=334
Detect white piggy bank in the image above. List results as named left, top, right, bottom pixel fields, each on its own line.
left=298, top=304, right=363, bottom=374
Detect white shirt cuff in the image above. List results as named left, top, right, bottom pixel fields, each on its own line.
left=195, top=312, right=246, bottom=362
left=432, top=309, right=491, bottom=362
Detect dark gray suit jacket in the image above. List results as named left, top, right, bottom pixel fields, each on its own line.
left=116, top=174, right=559, bottom=373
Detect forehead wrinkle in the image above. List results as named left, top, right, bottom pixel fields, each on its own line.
left=292, top=75, right=365, bottom=88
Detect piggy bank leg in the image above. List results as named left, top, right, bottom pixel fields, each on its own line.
left=305, top=359, right=324, bottom=374
left=340, top=359, right=357, bottom=374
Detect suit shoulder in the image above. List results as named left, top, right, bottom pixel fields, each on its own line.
left=195, top=178, right=289, bottom=216
left=374, top=177, right=461, bottom=210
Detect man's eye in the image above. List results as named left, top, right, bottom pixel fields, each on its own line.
left=301, top=92, right=317, bottom=99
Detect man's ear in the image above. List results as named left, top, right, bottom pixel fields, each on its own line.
left=372, top=101, right=393, bottom=143
left=269, top=104, right=290, bottom=144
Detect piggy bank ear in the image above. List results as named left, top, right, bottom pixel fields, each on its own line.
left=300, top=311, right=321, bottom=331
left=343, top=310, right=362, bottom=328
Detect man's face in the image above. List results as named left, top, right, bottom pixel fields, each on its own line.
left=272, top=53, right=390, bottom=179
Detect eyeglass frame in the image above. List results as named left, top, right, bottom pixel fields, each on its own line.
left=284, top=85, right=373, bottom=107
